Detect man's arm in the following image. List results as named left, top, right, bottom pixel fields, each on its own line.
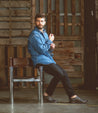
left=29, top=34, right=52, bottom=55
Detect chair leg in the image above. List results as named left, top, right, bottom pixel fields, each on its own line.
left=10, top=67, right=14, bottom=105
left=38, top=78, right=40, bottom=102
left=39, top=66, right=43, bottom=104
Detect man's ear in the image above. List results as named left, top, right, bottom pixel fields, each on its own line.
left=44, top=21, right=46, bottom=25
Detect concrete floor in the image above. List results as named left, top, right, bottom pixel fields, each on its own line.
left=0, top=88, right=98, bottom=113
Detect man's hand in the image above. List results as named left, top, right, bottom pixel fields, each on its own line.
left=50, top=43, right=55, bottom=49
left=49, top=34, right=55, bottom=42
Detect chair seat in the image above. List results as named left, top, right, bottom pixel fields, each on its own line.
left=13, top=77, right=40, bottom=82
left=13, top=76, right=38, bottom=79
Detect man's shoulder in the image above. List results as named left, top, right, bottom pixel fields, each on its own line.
left=28, top=30, right=41, bottom=41
left=33, top=30, right=39, bottom=34
left=29, top=29, right=39, bottom=36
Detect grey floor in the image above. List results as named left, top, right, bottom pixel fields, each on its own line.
left=0, top=88, right=98, bottom=113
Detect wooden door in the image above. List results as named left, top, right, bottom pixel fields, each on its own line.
left=84, top=0, right=97, bottom=89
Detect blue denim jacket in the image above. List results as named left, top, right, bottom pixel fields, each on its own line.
left=28, top=27, right=56, bottom=66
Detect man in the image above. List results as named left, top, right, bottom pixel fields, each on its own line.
left=28, top=13, right=87, bottom=103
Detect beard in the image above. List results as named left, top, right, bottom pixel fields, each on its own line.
left=36, top=25, right=44, bottom=30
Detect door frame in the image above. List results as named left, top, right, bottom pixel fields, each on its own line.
left=84, top=0, right=97, bottom=89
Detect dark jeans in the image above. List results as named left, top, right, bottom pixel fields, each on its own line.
left=37, top=63, right=75, bottom=98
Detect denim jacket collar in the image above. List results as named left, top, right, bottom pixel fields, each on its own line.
left=34, top=27, right=46, bottom=34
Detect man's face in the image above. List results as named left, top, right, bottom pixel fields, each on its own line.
left=35, top=18, right=46, bottom=29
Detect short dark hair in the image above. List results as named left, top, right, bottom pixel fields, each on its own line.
left=35, top=13, right=46, bottom=21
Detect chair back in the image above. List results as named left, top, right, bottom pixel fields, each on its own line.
left=9, top=57, right=33, bottom=67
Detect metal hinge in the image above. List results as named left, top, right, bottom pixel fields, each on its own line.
left=91, top=10, right=94, bottom=16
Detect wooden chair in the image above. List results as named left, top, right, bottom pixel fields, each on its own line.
left=9, top=57, right=44, bottom=104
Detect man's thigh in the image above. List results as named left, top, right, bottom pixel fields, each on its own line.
left=43, top=63, right=67, bottom=77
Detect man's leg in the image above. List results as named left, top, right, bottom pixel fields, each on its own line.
left=38, top=63, right=87, bottom=103
left=43, top=63, right=74, bottom=97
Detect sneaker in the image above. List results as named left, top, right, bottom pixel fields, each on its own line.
left=69, top=96, right=88, bottom=104
left=43, top=96, right=57, bottom=103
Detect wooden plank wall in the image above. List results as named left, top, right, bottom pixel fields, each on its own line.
left=0, top=0, right=32, bottom=87
left=0, top=0, right=84, bottom=88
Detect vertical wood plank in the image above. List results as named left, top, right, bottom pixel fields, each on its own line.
left=0, top=46, right=6, bottom=86
left=31, top=0, right=36, bottom=30
left=26, top=46, right=31, bottom=87
left=55, top=0, right=60, bottom=35
left=80, top=0, right=84, bottom=83
left=40, top=0, right=44, bottom=13
left=64, top=0, right=68, bottom=35
left=80, top=0, right=84, bottom=37
left=9, top=0, right=12, bottom=43
left=52, top=11, right=56, bottom=34
left=17, top=46, right=23, bottom=88
left=5, top=46, right=8, bottom=86
left=17, top=46, right=23, bottom=58
left=8, top=46, right=14, bottom=60
left=71, top=0, right=76, bottom=35
left=26, top=45, right=31, bottom=58
left=23, top=46, right=30, bottom=88
left=47, top=0, right=51, bottom=34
